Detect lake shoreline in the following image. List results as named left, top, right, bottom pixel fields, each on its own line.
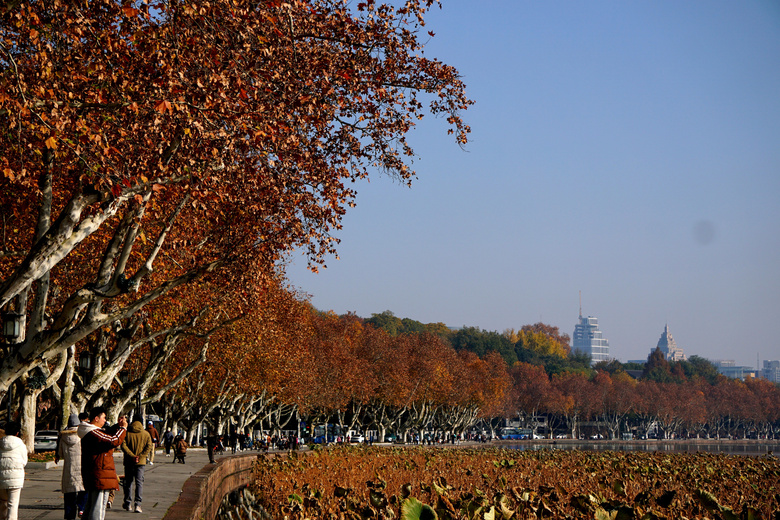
left=494, top=437, right=780, bottom=444
left=491, top=437, right=780, bottom=456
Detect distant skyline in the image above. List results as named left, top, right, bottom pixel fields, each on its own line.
left=285, top=0, right=780, bottom=368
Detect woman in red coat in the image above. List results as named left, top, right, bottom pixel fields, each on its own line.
left=77, top=408, right=127, bottom=520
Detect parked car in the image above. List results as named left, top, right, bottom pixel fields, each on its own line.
left=349, top=434, right=365, bottom=443
left=34, top=430, right=58, bottom=452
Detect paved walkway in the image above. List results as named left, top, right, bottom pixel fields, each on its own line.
left=21, top=441, right=483, bottom=520
left=21, top=448, right=220, bottom=520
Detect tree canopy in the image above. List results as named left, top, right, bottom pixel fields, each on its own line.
left=0, top=0, right=472, bottom=445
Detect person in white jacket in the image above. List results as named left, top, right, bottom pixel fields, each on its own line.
left=0, top=422, right=27, bottom=520
left=57, top=414, right=86, bottom=519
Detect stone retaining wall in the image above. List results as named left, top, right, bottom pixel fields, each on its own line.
left=162, top=453, right=259, bottom=520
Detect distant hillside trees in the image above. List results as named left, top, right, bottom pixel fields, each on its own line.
left=366, top=314, right=592, bottom=374
left=449, top=322, right=588, bottom=374
left=451, top=327, right=518, bottom=365
left=640, top=350, right=722, bottom=384
left=365, top=311, right=451, bottom=339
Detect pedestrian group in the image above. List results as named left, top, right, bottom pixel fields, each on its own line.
left=0, top=408, right=189, bottom=520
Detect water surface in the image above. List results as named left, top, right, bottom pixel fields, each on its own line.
left=502, top=441, right=779, bottom=457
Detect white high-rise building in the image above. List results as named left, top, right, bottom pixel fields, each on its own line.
left=654, top=324, right=685, bottom=361
left=572, top=314, right=610, bottom=365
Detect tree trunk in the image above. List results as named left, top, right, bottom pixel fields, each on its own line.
left=58, top=346, right=78, bottom=429
left=19, top=383, right=39, bottom=454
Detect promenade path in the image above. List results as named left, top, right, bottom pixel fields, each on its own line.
left=21, top=441, right=486, bottom=520
left=21, top=447, right=221, bottom=520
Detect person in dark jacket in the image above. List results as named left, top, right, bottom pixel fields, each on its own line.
left=120, top=421, right=152, bottom=513
left=172, top=435, right=187, bottom=464
left=78, top=408, right=127, bottom=520
left=205, top=432, right=216, bottom=464
left=145, top=421, right=159, bottom=465
left=162, top=428, right=174, bottom=457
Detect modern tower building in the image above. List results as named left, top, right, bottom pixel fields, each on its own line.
left=653, top=324, right=685, bottom=361
left=572, top=312, right=610, bottom=365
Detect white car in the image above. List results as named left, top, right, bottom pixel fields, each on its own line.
left=349, top=434, right=365, bottom=443
left=34, top=430, right=58, bottom=452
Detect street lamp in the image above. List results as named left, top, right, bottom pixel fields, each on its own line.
left=79, top=352, right=94, bottom=372
left=2, top=312, right=23, bottom=343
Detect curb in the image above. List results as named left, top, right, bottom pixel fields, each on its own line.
left=27, top=460, right=63, bottom=470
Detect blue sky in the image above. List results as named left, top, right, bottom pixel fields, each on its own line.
left=285, top=0, right=780, bottom=367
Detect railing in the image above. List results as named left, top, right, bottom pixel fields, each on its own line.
left=162, top=453, right=258, bottom=520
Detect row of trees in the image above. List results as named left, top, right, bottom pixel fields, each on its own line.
left=345, top=312, right=780, bottom=440
left=20, top=280, right=780, bottom=447
left=154, top=308, right=779, bottom=443
left=0, top=0, right=472, bottom=451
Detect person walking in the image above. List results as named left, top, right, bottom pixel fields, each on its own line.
left=0, top=422, right=27, bottom=520
left=56, top=414, right=87, bottom=520
left=229, top=431, right=237, bottom=454
left=162, top=428, right=174, bottom=457
left=145, top=421, right=159, bottom=465
left=120, top=420, right=152, bottom=513
left=172, top=435, right=188, bottom=464
left=205, top=432, right=216, bottom=464
left=78, top=408, right=127, bottom=520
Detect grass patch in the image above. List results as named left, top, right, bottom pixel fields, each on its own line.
left=29, top=451, right=56, bottom=462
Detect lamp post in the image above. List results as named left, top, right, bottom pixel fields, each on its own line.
left=2, top=312, right=23, bottom=344
left=78, top=352, right=94, bottom=378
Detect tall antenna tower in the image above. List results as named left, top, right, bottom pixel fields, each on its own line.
left=579, top=290, right=582, bottom=318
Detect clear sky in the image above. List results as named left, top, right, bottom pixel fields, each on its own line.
left=285, top=0, right=780, bottom=368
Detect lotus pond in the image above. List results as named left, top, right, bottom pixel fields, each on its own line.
left=252, top=446, right=779, bottom=519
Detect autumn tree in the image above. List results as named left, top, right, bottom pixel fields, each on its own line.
left=591, top=371, right=636, bottom=439
left=473, top=351, right=511, bottom=434
left=744, top=378, right=780, bottom=439
left=551, top=371, right=591, bottom=439
left=157, top=275, right=315, bottom=439
left=300, top=312, right=376, bottom=436
left=360, top=327, right=412, bottom=442
left=507, top=362, right=550, bottom=432
left=678, top=381, right=708, bottom=438
left=511, top=323, right=588, bottom=374
left=518, top=323, right=571, bottom=356
left=0, top=0, right=472, bottom=440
